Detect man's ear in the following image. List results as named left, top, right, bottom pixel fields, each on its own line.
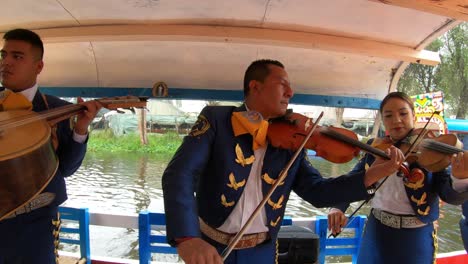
left=36, top=60, right=44, bottom=75
left=249, top=80, right=259, bottom=94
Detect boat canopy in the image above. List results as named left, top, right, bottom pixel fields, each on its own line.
left=1, top=0, right=466, bottom=108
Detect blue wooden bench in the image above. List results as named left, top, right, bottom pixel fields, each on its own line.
left=315, top=215, right=367, bottom=264
left=139, top=211, right=177, bottom=263
left=58, top=207, right=91, bottom=264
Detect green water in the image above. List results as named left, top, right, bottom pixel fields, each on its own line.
left=61, top=152, right=464, bottom=261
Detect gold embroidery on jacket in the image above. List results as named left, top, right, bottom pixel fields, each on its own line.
left=262, top=173, right=284, bottom=186
left=270, top=216, right=281, bottom=227
left=404, top=169, right=425, bottom=190
left=268, top=195, right=284, bottom=210
left=189, top=115, right=210, bottom=137
left=227, top=172, right=246, bottom=190
left=411, top=192, right=427, bottom=206
left=221, top=194, right=235, bottom=207
left=235, top=144, right=255, bottom=167
left=417, top=206, right=430, bottom=216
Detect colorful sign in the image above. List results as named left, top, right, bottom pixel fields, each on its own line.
left=411, top=91, right=446, bottom=134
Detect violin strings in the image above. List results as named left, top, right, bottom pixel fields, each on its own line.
left=403, top=129, right=429, bottom=160
left=420, top=139, right=462, bottom=154
left=320, top=128, right=389, bottom=159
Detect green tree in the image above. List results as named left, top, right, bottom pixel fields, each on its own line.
left=437, top=23, right=467, bottom=119
left=398, top=40, right=443, bottom=95
left=398, top=23, right=467, bottom=119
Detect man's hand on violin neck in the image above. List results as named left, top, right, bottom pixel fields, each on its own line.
left=364, top=146, right=404, bottom=187
left=451, top=152, right=468, bottom=179
left=74, top=98, right=103, bottom=135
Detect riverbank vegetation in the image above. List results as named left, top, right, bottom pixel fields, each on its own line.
left=88, top=130, right=183, bottom=154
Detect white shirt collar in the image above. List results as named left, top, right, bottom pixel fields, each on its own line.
left=6, top=83, right=38, bottom=102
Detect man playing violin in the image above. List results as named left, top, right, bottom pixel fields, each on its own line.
left=328, top=91, right=468, bottom=264
left=162, top=59, right=405, bottom=264
left=0, top=28, right=101, bottom=263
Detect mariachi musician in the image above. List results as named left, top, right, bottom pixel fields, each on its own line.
left=162, top=59, right=405, bottom=264
left=0, top=28, right=101, bottom=263
left=328, top=92, right=468, bottom=264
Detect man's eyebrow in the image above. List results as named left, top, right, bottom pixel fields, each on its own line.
left=0, top=50, right=25, bottom=55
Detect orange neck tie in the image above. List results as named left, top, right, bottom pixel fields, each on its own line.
left=0, top=90, right=33, bottom=111
left=231, top=111, right=269, bottom=150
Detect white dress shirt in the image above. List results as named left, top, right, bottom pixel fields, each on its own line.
left=218, top=145, right=269, bottom=234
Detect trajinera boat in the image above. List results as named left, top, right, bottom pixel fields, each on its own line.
left=1, top=0, right=467, bottom=263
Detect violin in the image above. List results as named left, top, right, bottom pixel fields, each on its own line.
left=267, top=111, right=361, bottom=163
left=267, top=111, right=415, bottom=177
left=371, top=128, right=464, bottom=172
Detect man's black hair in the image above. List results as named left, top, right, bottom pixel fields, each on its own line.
left=3, top=28, right=44, bottom=60
left=243, top=59, right=284, bottom=97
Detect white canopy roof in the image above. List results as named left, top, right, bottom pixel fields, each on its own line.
left=1, top=0, right=465, bottom=107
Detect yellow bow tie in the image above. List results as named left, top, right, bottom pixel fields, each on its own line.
left=0, top=90, right=33, bottom=111
left=231, top=111, right=269, bottom=150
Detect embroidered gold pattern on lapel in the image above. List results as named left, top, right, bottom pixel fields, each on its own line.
left=227, top=172, right=246, bottom=190
left=404, top=169, right=425, bottom=190
left=417, top=206, right=430, bottom=216
left=268, top=195, right=284, bottom=210
left=270, top=216, right=281, bottom=227
left=411, top=192, right=427, bottom=206
left=235, top=144, right=255, bottom=167
left=221, top=194, right=235, bottom=207
left=262, top=173, right=284, bottom=186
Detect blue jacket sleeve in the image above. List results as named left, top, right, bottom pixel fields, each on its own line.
left=162, top=106, right=215, bottom=246
left=432, top=168, right=468, bottom=205
left=292, top=151, right=370, bottom=209
left=55, top=118, right=87, bottom=177
left=327, top=151, right=371, bottom=212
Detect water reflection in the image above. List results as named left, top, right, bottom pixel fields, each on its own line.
left=62, top=152, right=464, bottom=260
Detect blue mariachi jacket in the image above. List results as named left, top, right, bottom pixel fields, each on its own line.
left=0, top=90, right=87, bottom=261
left=461, top=201, right=468, bottom=251
left=336, top=139, right=468, bottom=223
left=162, top=105, right=374, bottom=246
left=30, top=91, right=87, bottom=207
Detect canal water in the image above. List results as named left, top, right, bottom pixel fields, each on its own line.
left=61, top=152, right=464, bottom=261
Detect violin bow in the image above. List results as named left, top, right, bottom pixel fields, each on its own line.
left=329, top=111, right=440, bottom=238
left=401, top=111, right=439, bottom=159
left=221, top=111, right=324, bottom=260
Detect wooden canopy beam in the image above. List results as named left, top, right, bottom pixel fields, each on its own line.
left=370, top=0, right=468, bottom=21
left=34, top=24, right=440, bottom=66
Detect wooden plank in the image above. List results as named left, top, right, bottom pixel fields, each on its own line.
left=35, top=24, right=440, bottom=66
left=370, top=0, right=468, bottom=21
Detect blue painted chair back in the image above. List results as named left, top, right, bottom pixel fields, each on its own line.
left=139, top=211, right=177, bottom=263
left=315, top=215, right=366, bottom=264
left=59, top=207, right=91, bottom=264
